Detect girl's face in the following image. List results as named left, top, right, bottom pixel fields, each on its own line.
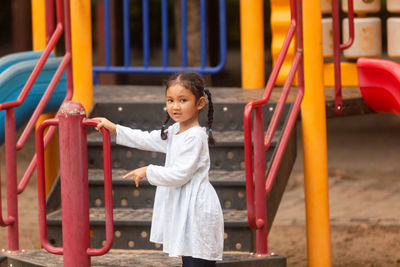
left=166, top=84, right=206, bottom=132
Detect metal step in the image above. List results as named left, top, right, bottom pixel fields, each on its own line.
left=87, top=130, right=279, bottom=171
left=90, top=85, right=282, bottom=132
left=88, top=169, right=247, bottom=210
left=46, top=208, right=253, bottom=252
left=46, top=169, right=248, bottom=213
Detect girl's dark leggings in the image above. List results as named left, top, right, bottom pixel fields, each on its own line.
left=182, top=256, right=217, bottom=267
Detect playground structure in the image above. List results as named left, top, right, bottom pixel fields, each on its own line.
left=0, top=0, right=400, bottom=266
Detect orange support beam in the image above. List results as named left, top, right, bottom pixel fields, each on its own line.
left=240, top=0, right=265, bottom=89
left=301, top=0, right=332, bottom=266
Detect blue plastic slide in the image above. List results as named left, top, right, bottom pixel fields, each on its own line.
left=0, top=51, right=67, bottom=145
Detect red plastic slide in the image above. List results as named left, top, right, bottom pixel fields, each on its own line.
left=357, top=57, right=400, bottom=117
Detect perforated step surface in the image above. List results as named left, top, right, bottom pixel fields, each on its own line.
left=46, top=208, right=252, bottom=252
left=87, top=130, right=279, bottom=171
left=88, top=169, right=247, bottom=210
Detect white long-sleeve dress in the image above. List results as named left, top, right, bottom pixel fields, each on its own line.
left=116, top=123, right=224, bottom=261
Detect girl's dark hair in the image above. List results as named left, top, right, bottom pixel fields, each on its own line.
left=161, top=71, right=216, bottom=146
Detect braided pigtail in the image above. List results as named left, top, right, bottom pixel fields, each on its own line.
left=204, top=88, right=216, bottom=146
left=161, top=113, right=171, bottom=140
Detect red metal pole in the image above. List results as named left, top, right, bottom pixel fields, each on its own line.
left=45, top=0, right=56, bottom=43
left=332, top=0, right=343, bottom=114
left=57, top=101, right=91, bottom=267
left=5, top=109, right=19, bottom=251
left=253, top=107, right=268, bottom=256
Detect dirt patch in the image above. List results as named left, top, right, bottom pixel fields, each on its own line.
left=269, top=225, right=400, bottom=267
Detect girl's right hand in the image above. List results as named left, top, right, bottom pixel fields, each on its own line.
left=92, top=117, right=117, bottom=133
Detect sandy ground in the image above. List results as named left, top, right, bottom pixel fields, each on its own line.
left=1, top=113, right=400, bottom=266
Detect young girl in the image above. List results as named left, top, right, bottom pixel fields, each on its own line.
left=94, top=71, right=224, bottom=266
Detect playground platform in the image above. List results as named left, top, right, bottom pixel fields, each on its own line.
left=1, top=250, right=286, bottom=267
left=92, top=85, right=372, bottom=118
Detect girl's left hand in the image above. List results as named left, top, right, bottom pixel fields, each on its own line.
left=123, top=166, right=148, bottom=187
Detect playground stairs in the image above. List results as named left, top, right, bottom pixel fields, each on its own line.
left=40, top=85, right=296, bottom=266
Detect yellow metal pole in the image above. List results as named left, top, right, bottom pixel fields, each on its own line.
left=31, top=0, right=46, bottom=49
left=70, top=0, right=93, bottom=113
left=32, top=0, right=59, bottom=196
left=240, top=0, right=265, bottom=89
left=301, top=0, right=332, bottom=266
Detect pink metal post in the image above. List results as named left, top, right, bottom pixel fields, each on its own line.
left=36, top=101, right=114, bottom=266
left=58, top=101, right=91, bottom=266
left=253, top=107, right=268, bottom=255
left=5, top=109, right=19, bottom=251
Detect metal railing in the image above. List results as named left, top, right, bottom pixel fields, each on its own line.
left=243, top=0, right=304, bottom=256
left=36, top=101, right=113, bottom=266
left=0, top=0, right=73, bottom=251
left=332, top=0, right=354, bottom=114
left=92, top=0, right=227, bottom=81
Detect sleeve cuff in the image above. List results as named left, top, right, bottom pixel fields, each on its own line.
left=146, top=164, right=155, bottom=185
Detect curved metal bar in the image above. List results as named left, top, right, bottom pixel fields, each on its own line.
left=340, top=0, right=354, bottom=50
left=36, top=118, right=64, bottom=255
left=83, top=119, right=114, bottom=256
left=55, top=0, right=64, bottom=26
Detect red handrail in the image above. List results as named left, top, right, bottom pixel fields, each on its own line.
left=84, top=120, right=114, bottom=257
left=0, top=0, right=73, bottom=251
left=18, top=0, right=74, bottom=193
left=332, top=0, right=354, bottom=114
left=243, top=0, right=304, bottom=256
left=36, top=118, right=63, bottom=256
left=36, top=103, right=114, bottom=266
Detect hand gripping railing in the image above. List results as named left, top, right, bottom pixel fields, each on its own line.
left=0, top=0, right=73, bottom=251
left=332, top=0, right=354, bottom=114
left=36, top=101, right=114, bottom=266
left=243, top=0, right=304, bottom=256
